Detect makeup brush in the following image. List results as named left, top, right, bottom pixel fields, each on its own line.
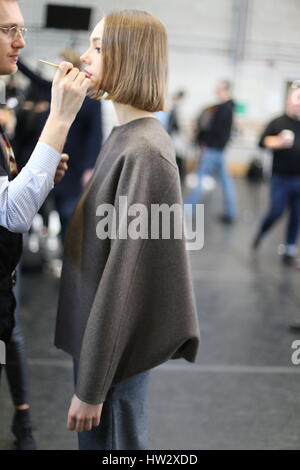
left=38, top=59, right=93, bottom=79
left=39, top=59, right=59, bottom=68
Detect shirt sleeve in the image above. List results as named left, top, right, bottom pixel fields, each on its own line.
left=0, top=141, right=61, bottom=233
left=258, top=120, right=278, bottom=148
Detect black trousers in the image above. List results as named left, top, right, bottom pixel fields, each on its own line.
left=0, top=270, right=30, bottom=405
left=0, top=289, right=16, bottom=344
left=0, top=289, right=16, bottom=383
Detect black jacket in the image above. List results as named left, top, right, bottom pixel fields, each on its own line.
left=0, top=126, right=22, bottom=342
left=197, top=99, right=234, bottom=150
left=0, top=125, right=23, bottom=280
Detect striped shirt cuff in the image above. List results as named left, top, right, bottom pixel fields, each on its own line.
left=26, top=141, right=62, bottom=180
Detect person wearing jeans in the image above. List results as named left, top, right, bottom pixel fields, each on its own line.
left=253, top=84, right=300, bottom=265
left=185, top=80, right=237, bottom=223
left=254, top=175, right=300, bottom=257
left=185, top=147, right=237, bottom=220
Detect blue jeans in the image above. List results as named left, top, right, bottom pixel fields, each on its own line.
left=185, top=147, right=237, bottom=218
left=257, top=174, right=300, bottom=249
left=73, top=359, right=151, bottom=450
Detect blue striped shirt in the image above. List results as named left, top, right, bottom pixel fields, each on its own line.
left=0, top=141, right=61, bottom=233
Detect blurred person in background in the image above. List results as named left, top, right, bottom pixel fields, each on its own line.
left=0, top=105, right=16, bottom=139
left=17, top=49, right=103, bottom=240
left=13, top=84, right=50, bottom=171
left=167, top=90, right=186, bottom=182
left=0, top=0, right=91, bottom=449
left=185, top=80, right=237, bottom=223
left=5, top=76, right=17, bottom=100
left=252, top=84, right=300, bottom=267
left=13, top=85, right=53, bottom=227
left=5, top=75, right=22, bottom=103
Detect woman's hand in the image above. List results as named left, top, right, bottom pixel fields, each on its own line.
left=54, top=153, right=69, bottom=184
left=67, top=394, right=103, bottom=432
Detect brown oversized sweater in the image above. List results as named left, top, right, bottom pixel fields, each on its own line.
left=55, top=117, right=200, bottom=404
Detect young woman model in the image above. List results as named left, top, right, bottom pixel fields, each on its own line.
left=55, top=10, right=200, bottom=451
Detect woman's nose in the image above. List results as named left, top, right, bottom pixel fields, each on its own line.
left=80, top=52, right=89, bottom=65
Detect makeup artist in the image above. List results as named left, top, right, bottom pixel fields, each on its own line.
left=0, top=0, right=91, bottom=359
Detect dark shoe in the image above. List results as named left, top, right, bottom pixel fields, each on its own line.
left=218, top=215, right=235, bottom=224
left=281, top=254, right=296, bottom=267
left=11, top=409, right=37, bottom=450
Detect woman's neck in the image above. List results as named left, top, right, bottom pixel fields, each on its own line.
left=113, top=102, right=156, bottom=126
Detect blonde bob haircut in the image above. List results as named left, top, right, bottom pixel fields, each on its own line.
left=97, top=10, right=168, bottom=112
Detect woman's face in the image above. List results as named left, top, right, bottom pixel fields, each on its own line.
left=81, top=19, right=104, bottom=93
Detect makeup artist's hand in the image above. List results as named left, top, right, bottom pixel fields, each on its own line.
left=50, top=61, right=91, bottom=127
left=40, top=62, right=91, bottom=153
left=54, top=153, right=69, bottom=184
left=67, top=394, right=103, bottom=432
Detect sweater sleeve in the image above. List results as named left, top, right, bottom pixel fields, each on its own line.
left=75, top=152, right=200, bottom=404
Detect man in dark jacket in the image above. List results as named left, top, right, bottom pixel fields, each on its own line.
left=185, top=80, right=237, bottom=223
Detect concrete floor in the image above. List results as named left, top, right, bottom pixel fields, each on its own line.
left=1, top=179, right=300, bottom=450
